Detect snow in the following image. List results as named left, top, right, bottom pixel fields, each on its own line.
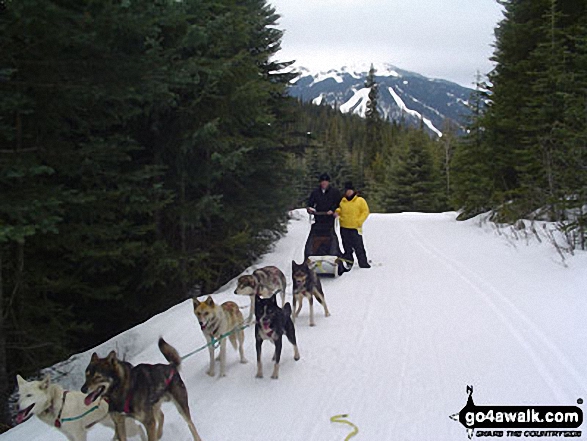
left=388, top=86, right=443, bottom=137
left=312, top=94, right=324, bottom=106
left=296, top=63, right=402, bottom=84
left=4, top=210, right=587, bottom=441
left=410, top=95, right=444, bottom=118
left=313, top=70, right=344, bottom=84
left=339, top=87, right=371, bottom=116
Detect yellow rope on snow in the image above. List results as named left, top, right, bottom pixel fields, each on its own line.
left=330, top=414, right=359, bottom=440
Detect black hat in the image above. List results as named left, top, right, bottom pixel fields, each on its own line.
left=319, top=173, right=330, bottom=182
left=344, top=181, right=354, bottom=191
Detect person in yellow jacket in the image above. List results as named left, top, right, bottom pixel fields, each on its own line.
left=335, top=181, right=370, bottom=273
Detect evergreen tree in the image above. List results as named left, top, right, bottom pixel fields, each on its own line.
left=517, top=0, right=574, bottom=219
left=451, top=75, right=496, bottom=219
left=373, top=130, right=442, bottom=213
left=453, top=0, right=587, bottom=246
left=364, top=64, right=383, bottom=175
left=0, top=0, right=296, bottom=425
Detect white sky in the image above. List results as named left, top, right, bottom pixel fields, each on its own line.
left=269, top=0, right=504, bottom=87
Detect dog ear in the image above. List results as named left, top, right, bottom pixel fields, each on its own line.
left=270, top=294, right=278, bottom=304
left=91, top=352, right=99, bottom=363
left=193, top=297, right=201, bottom=307
left=106, top=350, right=117, bottom=364
left=16, top=374, right=25, bottom=387
left=40, top=374, right=50, bottom=390
left=205, top=296, right=214, bottom=306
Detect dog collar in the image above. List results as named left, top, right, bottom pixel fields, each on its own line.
left=54, top=390, right=69, bottom=428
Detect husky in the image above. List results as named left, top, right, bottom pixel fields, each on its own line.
left=15, top=374, right=109, bottom=441
left=81, top=338, right=202, bottom=441
left=292, top=260, right=331, bottom=326
left=234, top=265, right=287, bottom=321
left=193, top=296, right=247, bottom=377
left=255, top=295, right=300, bottom=379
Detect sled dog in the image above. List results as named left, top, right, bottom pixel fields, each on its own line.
left=15, top=374, right=108, bottom=441
left=255, top=295, right=300, bottom=379
left=234, top=265, right=287, bottom=321
left=81, top=338, right=202, bottom=441
left=292, top=260, right=331, bottom=326
left=193, top=296, right=247, bottom=377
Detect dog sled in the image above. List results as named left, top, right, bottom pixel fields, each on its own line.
left=304, top=212, right=342, bottom=277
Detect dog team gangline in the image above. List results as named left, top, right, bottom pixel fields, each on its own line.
left=45, top=298, right=359, bottom=440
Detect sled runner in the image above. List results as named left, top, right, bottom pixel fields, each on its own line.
left=304, top=212, right=341, bottom=277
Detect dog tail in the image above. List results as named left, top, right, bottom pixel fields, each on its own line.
left=283, top=302, right=292, bottom=318
left=158, top=337, right=181, bottom=367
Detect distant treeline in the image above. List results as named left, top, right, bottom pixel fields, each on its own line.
left=286, top=96, right=457, bottom=215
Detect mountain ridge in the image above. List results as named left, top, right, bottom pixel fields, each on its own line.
left=287, top=63, right=474, bottom=137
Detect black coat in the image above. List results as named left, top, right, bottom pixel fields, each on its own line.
left=307, top=186, right=341, bottom=226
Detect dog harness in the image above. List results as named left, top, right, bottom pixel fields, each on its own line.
left=122, top=368, right=176, bottom=414
left=54, top=390, right=104, bottom=427
left=54, top=390, right=69, bottom=428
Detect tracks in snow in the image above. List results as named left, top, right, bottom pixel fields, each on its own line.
left=403, top=221, right=586, bottom=402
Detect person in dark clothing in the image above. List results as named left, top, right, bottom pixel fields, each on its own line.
left=304, top=173, right=342, bottom=260
left=335, top=181, right=370, bottom=274
left=306, top=173, right=341, bottom=228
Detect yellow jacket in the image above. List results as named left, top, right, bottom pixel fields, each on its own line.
left=336, top=194, right=370, bottom=230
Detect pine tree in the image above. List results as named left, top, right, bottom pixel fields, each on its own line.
left=451, top=75, right=496, bottom=219
left=374, top=130, right=442, bottom=213
left=364, top=64, right=383, bottom=174
left=0, top=0, right=298, bottom=424
left=479, top=0, right=551, bottom=207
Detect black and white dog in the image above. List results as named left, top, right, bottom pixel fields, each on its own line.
left=254, top=295, right=300, bottom=379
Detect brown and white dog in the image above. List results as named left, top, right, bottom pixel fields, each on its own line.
left=193, top=296, right=247, bottom=378
left=292, top=260, right=330, bottom=326
left=81, top=338, right=202, bottom=441
left=234, top=265, right=287, bottom=322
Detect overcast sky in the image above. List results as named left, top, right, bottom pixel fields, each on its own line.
left=269, top=0, right=504, bottom=87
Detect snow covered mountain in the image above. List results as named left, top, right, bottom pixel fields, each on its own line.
left=288, top=63, right=474, bottom=137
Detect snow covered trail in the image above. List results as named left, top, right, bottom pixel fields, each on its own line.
left=4, top=211, right=587, bottom=441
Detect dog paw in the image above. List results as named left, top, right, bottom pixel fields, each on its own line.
left=206, top=370, right=215, bottom=377
left=256, top=373, right=263, bottom=379
left=240, top=358, right=248, bottom=364
left=220, top=372, right=226, bottom=378
left=294, top=355, right=300, bottom=361
left=325, top=312, right=331, bottom=317
left=271, top=374, right=279, bottom=379
left=309, top=322, right=316, bottom=327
